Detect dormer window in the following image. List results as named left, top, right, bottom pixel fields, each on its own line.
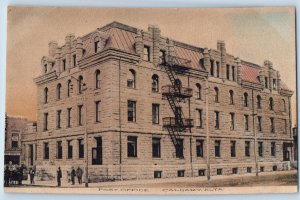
left=62, top=59, right=66, bottom=71
left=273, top=79, right=276, bottom=90
left=143, top=46, right=150, bottom=61
left=44, top=64, right=47, bottom=73
left=73, top=54, right=77, bottom=67
left=264, top=77, right=268, bottom=88
left=159, top=50, right=166, bottom=64
left=94, top=41, right=99, bottom=53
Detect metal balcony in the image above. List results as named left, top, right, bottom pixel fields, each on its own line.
left=160, top=55, right=192, bottom=69
left=163, top=117, right=194, bottom=129
left=162, top=85, right=193, bottom=98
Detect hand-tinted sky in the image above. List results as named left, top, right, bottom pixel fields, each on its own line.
left=6, top=7, right=296, bottom=124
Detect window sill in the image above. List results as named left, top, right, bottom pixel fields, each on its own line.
left=152, top=157, right=162, bottom=160
left=127, top=157, right=138, bottom=159
left=196, top=126, right=204, bottom=129
left=127, top=87, right=137, bottom=90
left=152, top=123, right=160, bottom=126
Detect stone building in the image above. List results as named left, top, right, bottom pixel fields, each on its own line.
left=5, top=114, right=29, bottom=165
left=22, top=21, right=294, bottom=181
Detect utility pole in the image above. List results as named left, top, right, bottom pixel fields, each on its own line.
left=71, top=75, right=89, bottom=187
left=205, top=79, right=210, bottom=180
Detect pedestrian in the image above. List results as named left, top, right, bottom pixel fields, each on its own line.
left=4, top=166, right=10, bottom=187
left=29, top=168, right=35, bottom=184
left=70, top=167, right=76, bottom=185
left=76, top=167, right=83, bottom=184
left=57, top=167, right=62, bottom=187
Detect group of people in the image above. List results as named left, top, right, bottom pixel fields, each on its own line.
left=4, top=162, right=27, bottom=187
left=56, top=166, right=84, bottom=187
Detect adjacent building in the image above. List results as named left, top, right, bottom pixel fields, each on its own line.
left=22, top=21, right=294, bottom=182
left=5, top=114, right=29, bottom=165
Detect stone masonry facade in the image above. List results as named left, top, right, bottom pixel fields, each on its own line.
left=21, top=21, right=294, bottom=182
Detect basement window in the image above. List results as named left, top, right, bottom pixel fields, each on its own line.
left=247, top=167, right=252, bottom=173
left=198, top=169, right=206, bottom=176
left=154, top=171, right=162, bottom=179
left=217, top=168, right=223, bottom=175
left=232, top=168, right=238, bottom=174
left=177, top=170, right=185, bottom=177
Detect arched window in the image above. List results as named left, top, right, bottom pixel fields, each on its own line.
left=127, top=69, right=136, bottom=88
left=56, top=83, right=61, bottom=100
left=257, top=95, right=261, bottom=109
left=229, top=90, right=234, bottom=104
left=67, top=80, right=72, bottom=97
left=196, top=83, right=202, bottom=99
left=78, top=76, right=83, bottom=94
left=214, top=87, right=219, bottom=103
left=152, top=74, right=159, bottom=92
left=269, top=97, right=274, bottom=111
left=282, top=99, right=286, bottom=112
left=44, top=87, right=48, bottom=103
left=95, top=70, right=100, bottom=89
left=244, top=93, right=248, bottom=107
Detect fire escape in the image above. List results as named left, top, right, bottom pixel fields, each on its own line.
left=160, top=55, right=194, bottom=157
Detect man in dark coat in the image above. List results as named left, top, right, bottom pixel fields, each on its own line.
left=4, top=166, right=10, bottom=187
left=29, top=168, right=35, bottom=184
left=70, top=167, right=76, bottom=185
left=76, top=167, right=83, bottom=184
left=57, top=167, right=62, bottom=187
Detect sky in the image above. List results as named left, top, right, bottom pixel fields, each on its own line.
left=6, top=6, right=296, bottom=124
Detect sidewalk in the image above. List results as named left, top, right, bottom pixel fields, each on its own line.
left=19, top=170, right=297, bottom=188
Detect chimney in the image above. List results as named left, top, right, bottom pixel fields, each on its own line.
left=48, top=41, right=58, bottom=58
left=217, top=40, right=226, bottom=80
left=217, top=40, right=226, bottom=54
left=149, top=25, right=161, bottom=66
left=76, top=37, right=83, bottom=60
left=65, top=33, right=75, bottom=72
left=235, top=57, right=242, bottom=84
left=135, top=29, right=143, bottom=59
left=203, top=48, right=210, bottom=72
left=55, top=47, right=62, bottom=74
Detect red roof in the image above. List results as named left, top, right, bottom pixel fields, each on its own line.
left=105, top=28, right=136, bottom=54
left=241, top=65, right=260, bottom=84
left=174, top=46, right=205, bottom=71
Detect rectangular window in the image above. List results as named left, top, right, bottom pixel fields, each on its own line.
left=258, top=142, right=263, bottom=157
left=232, top=167, right=238, bottom=174
left=215, top=140, right=221, bottom=157
left=159, top=50, right=166, bottom=64
left=44, top=142, right=49, bottom=160
left=67, top=140, right=73, bottom=159
left=257, top=116, right=262, bottom=132
left=247, top=167, right=252, bottom=173
left=67, top=108, right=72, bottom=128
left=230, top=141, right=236, bottom=157
left=230, top=112, right=235, bottom=130
left=78, top=139, right=84, bottom=159
left=177, top=170, right=185, bottom=177
left=176, top=139, right=184, bottom=159
left=152, top=104, right=160, bottom=124
left=273, top=79, right=276, bottom=90
left=78, top=105, right=83, bottom=126
left=127, top=136, right=137, bottom=157
left=265, top=77, right=268, bottom=88
left=271, top=142, right=276, bottom=156
left=245, top=141, right=250, bottom=157
left=73, top=54, right=76, bottom=67
left=154, top=171, right=162, bottom=179
left=210, top=60, right=214, bottom=76
left=284, top=119, right=287, bottom=133
left=270, top=117, right=275, bottom=133
left=198, top=169, right=206, bottom=176
left=260, top=166, right=264, bottom=172
left=44, top=64, right=47, bottom=73
left=94, top=41, right=99, bottom=53
left=216, top=61, right=220, bottom=77
left=196, top=139, right=204, bottom=157
left=232, top=66, right=235, bottom=81
left=95, top=101, right=100, bottom=122
left=128, top=100, right=136, bottom=122
left=92, top=137, right=103, bottom=165
left=43, top=113, right=48, bottom=131
left=56, top=110, right=61, bottom=129
left=215, top=111, right=220, bottom=129
left=244, top=115, right=249, bottom=131
left=62, top=59, right=66, bottom=71
left=11, top=141, right=18, bottom=148
left=57, top=141, right=62, bottom=159
left=143, top=46, right=150, bottom=61
left=226, top=64, right=230, bottom=80
left=273, top=165, right=277, bottom=171
left=217, top=168, right=222, bottom=175
left=152, top=138, right=161, bottom=158
left=197, top=109, right=203, bottom=128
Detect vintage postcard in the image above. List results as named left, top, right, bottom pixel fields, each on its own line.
left=4, top=6, right=297, bottom=194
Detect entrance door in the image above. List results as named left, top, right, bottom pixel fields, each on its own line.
left=29, top=144, right=34, bottom=166
left=283, top=143, right=291, bottom=161
left=92, top=137, right=102, bottom=165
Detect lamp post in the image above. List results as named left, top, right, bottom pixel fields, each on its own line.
left=71, top=76, right=89, bottom=187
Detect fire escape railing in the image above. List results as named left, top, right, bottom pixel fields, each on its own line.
left=159, top=55, right=193, bottom=154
